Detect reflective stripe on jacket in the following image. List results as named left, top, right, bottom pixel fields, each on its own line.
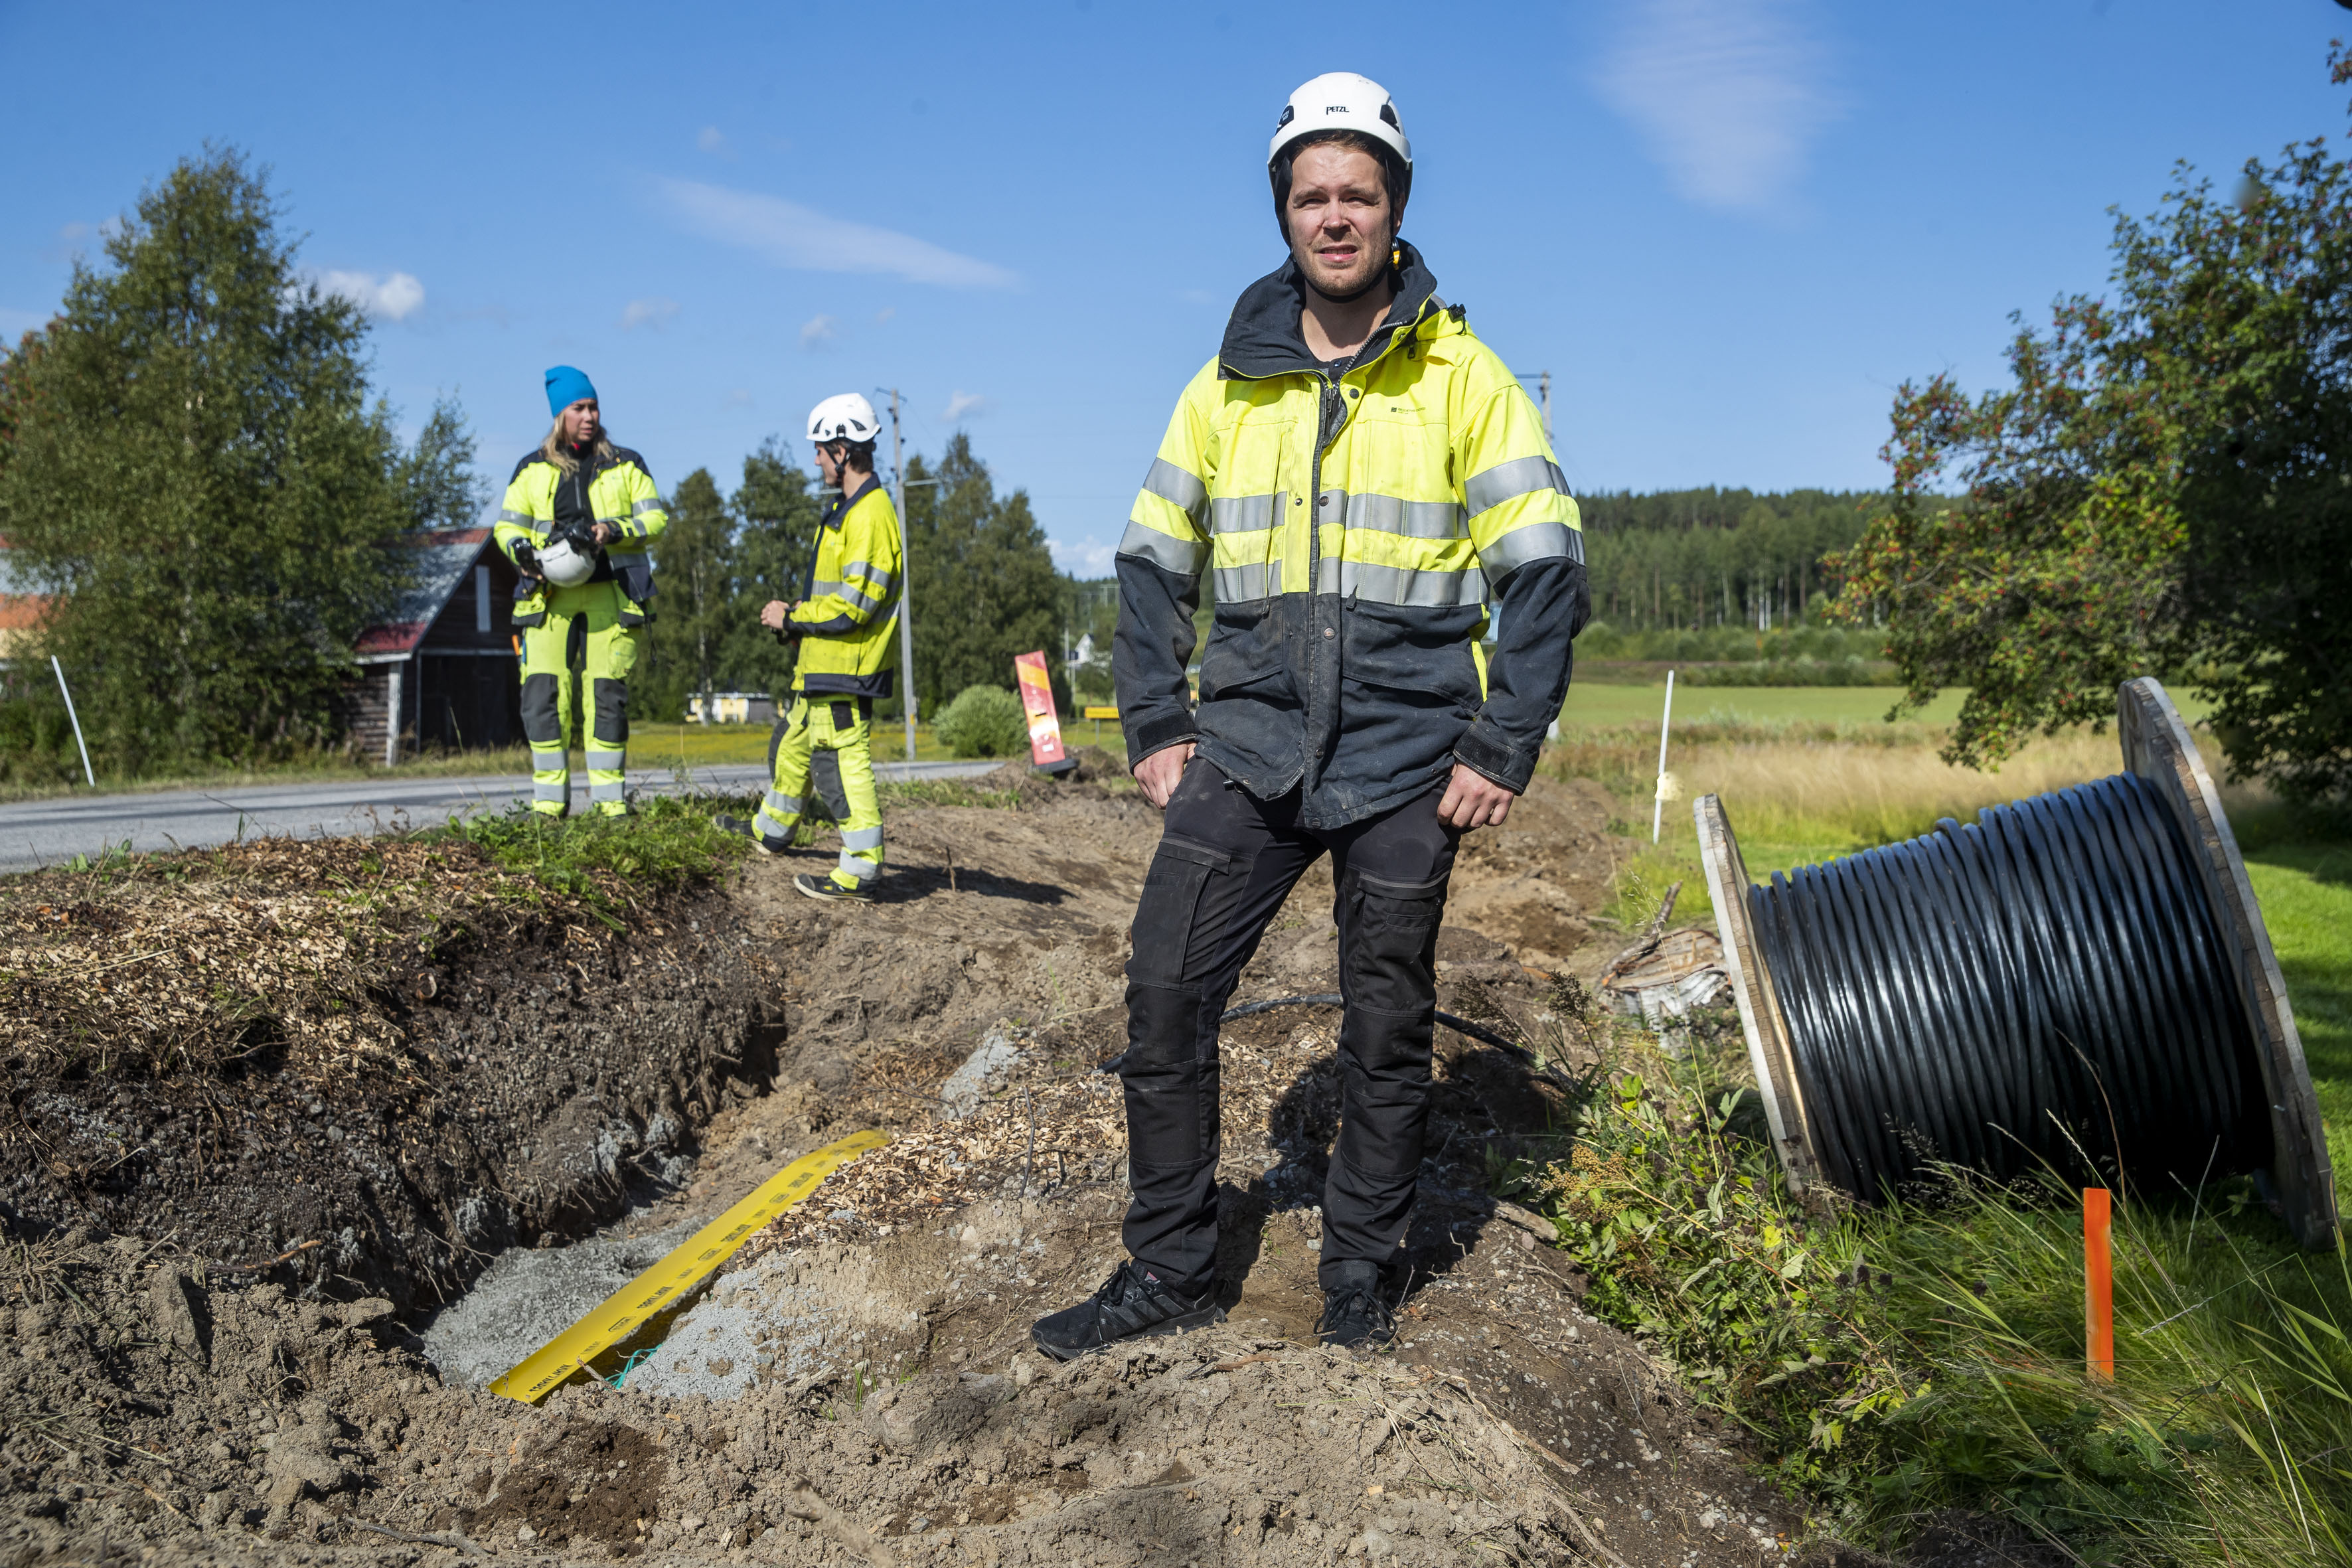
left=1113, top=241, right=1589, bottom=828
left=494, top=445, right=669, bottom=628
left=787, top=476, right=902, bottom=697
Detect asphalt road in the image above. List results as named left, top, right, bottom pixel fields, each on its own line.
left=0, top=759, right=1005, bottom=874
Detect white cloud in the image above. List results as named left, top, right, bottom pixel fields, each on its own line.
left=1598, top=0, right=1837, bottom=212
left=726, top=388, right=754, bottom=407
left=317, top=269, right=426, bottom=321
left=659, top=178, right=1019, bottom=289
left=941, top=390, right=990, bottom=422
left=1049, top=536, right=1117, bottom=577
left=44, top=219, right=114, bottom=263
left=875, top=306, right=896, bottom=323
left=697, top=125, right=729, bottom=155
left=621, top=296, right=680, bottom=331
left=799, top=313, right=840, bottom=350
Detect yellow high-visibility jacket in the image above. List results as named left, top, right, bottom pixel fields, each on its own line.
left=1114, top=242, right=1588, bottom=826
left=493, top=444, right=668, bottom=627
left=786, top=477, right=902, bottom=697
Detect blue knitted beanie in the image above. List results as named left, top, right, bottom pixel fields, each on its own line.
left=544, top=365, right=597, bottom=417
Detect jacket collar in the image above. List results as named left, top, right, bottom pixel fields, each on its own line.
left=822, top=472, right=880, bottom=530
left=1217, top=238, right=1441, bottom=382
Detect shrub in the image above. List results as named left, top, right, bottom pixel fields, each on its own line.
left=935, top=684, right=1030, bottom=759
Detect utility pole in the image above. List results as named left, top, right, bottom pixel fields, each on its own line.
left=1514, top=370, right=1554, bottom=447
left=886, top=388, right=919, bottom=761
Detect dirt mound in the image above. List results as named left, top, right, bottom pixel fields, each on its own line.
left=2, top=771, right=1818, bottom=1566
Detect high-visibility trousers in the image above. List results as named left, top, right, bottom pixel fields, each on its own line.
left=755, top=696, right=883, bottom=891
left=517, top=582, right=642, bottom=818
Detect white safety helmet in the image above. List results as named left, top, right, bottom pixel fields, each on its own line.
left=1269, top=72, right=1412, bottom=201
left=537, top=536, right=595, bottom=588
left=807, top=392, right=881, bottom=447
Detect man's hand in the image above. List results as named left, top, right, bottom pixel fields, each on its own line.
left=589, top=521, right=617, bottom=548
left=1437, top=763, right=1516, bottom=830
left=1133, top=742, right=1196, bottom=810
left=759, top=599, right=792, bottom=632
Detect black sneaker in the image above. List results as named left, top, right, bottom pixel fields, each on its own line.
left=712, top=813, right=783, bottom=856
left=1031, top=1262, right=1222, bottom=1362
left=793, top=872, right=870, bottom=903
left=1316, top=1260, right=1396, bottom=1352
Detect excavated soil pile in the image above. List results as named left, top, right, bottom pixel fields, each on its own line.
left=3, top=771, right=1818, bottom=1566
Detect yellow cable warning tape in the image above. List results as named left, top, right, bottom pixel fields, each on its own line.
left=489, top=1127, right=892, bottom=1404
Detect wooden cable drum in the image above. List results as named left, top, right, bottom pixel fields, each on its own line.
left=1695, top=678, right=2336, bottom=1249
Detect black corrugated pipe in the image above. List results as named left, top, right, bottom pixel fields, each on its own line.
left=1750, top=771, right=2266, bottom=1199
left=1696, top=677, right=2339, bottom=1249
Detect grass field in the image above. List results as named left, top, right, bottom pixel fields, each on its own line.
left=1561, top=682, right=1968, bottom=730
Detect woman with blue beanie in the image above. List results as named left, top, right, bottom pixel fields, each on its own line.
left=490, top=367, right=670, bottom=817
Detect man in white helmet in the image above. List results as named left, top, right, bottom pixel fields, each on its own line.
left=715, top=394, right=904, bottom=901
left=1034, top=74, right=1587, bottom=1359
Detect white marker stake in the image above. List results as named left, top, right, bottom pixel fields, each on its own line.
left=1651, top=670, right=1676, bottom=844
left=51, top=656, right=95, bottom=788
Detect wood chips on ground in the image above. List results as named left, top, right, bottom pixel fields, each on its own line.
left=0, top=836, right=621, bottom=1081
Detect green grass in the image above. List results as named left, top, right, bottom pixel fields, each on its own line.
left=1513, top=1012, right=2352, bottom=1565
left=2230, top=809, right=2352, bottom=1200
left=1559, top=682, right=1965, bottom=732
left=1557, top=681, right=2217, bottom=735
left=420, top=793, right=752, bottom=919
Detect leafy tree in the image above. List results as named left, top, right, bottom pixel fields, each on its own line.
left=396, top=394, right=484, bottom=531
left=724, top=437, right=824, bottom=704
left=1834, top=46, right=2352, bottom=795
left=902, top=433, right=1066, bottom=714
left=639, top=466, right=733, bottom=725
left=0, top=148, right=413, bottom=773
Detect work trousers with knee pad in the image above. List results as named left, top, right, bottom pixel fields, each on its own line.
left=517, top=583, right=642, bottom=817
left=755, top=696, right=884, bottom=891
left=1120, top=757, right=1458, bottom=1300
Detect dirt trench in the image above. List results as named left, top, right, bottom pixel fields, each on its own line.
left=2, top=861, right=771, bottom=1313
left=2, top=766, right=1820, bottom=1567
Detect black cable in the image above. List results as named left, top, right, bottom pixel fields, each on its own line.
left=1749, top=771, right=2271, bottom=1201
left=1096, top=993, right=1548, bottom=1073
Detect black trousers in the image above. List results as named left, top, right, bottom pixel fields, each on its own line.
left=1121, top=757, right=1460, bottom=1298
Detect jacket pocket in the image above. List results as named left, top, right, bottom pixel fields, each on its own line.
left=1340, top=600, right=1481, bottom=706
left=1198, top=599, right=1294, bottom=704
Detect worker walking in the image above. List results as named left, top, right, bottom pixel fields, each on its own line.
left=1033, top=75, right=1587, bottom=1359
left=715, top=394, right=903, bottom=902
left=492, top=366, right=668, bottom=817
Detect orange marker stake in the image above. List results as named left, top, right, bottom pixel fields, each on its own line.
left=2084, top=1187, right=2114, bottom=1381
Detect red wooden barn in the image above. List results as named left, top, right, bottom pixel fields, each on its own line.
left=344, top=528, right=524, bottom=763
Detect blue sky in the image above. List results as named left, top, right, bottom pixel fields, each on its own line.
left=3, top=1, right=2347, bottom=576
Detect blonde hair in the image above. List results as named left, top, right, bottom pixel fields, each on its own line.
left=542, top=416, right=617, bottom=475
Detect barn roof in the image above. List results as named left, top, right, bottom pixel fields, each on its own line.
left=354, top=528, right=493, bottom=658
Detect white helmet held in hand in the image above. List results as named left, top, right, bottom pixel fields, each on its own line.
left=1269, top=72, right=1411, bottom=177
left=807, top=392, right=881, bottom=446
left=538, top=536, right=596, bottom=588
